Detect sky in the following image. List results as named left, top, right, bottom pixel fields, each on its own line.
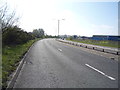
left=0, top=0, right=119, bottom=36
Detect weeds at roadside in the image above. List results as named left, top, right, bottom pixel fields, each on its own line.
left=2, top=38, right=40, bottom=88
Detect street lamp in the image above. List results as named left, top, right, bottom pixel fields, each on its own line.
left=58, top=19, right=65, bottom=38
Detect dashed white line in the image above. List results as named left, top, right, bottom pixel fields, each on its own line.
left=58, top=48, right=62, bottom=52
left=85, top=64, right=116, bottom=80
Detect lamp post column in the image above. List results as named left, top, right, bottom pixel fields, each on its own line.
left=58, top=20, right=60, bottom=38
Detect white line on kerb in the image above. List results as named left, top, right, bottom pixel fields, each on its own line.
left=85, top=64, right=116, bottom=80
left=58, top=48, right=62, bottom=52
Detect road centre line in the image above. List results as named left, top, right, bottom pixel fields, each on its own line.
left=85, top=64, right=116, bottom=81
left=58, top=48, right=62, bottom=52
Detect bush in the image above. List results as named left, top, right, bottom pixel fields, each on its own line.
left=2, top=26, right=35, bottom=46
left=70, top=36, right=73, bottom=40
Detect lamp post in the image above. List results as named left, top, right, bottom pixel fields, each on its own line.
left=58, top=20, right=60, bottom=38
left=57, top=19, right=65, bottom=38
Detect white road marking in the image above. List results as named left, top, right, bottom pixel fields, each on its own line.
left=85, top=64, right=116, bottom=80
left=58, top=48, right=62, bottom=52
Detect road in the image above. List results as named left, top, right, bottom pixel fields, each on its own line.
left=13, top=38, right=118, bottom=88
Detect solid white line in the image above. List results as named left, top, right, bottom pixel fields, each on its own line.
left=85, top=64, right=116, bottom=80
left=58, top=48, right=62, bottom=52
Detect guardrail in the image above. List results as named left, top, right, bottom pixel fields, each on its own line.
left=56, top=39, right=120, bottom=55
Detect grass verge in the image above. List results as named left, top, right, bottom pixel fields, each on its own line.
left=2, top=38, right=40, bottom=88
left=66, top=38, right=120, bottom=48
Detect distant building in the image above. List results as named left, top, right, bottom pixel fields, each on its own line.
left=73, top=35, right=78, bottom=39
left=59, top=35, right=68, bottom=39
left=80, top=36, right=90, bottom=40
left=91, top=35, right=120, bottom=41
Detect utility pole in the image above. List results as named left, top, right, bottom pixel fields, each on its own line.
left=57, top=19, right=65, bottom=38
left=58, top=20, right=60, bottom=38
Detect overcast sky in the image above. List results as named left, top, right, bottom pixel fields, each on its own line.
left=1, top=0, right=119, bottom=36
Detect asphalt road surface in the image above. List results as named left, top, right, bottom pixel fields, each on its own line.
left=13, top=38, right=118, bottom=88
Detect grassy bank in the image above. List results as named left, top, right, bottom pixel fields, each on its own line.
left=2, top=38, right=40, bottom=88
left=66, top=38, right=119, bottom=48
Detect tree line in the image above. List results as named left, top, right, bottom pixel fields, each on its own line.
left=0, top=3, right=58, bottom=47
left=0, top=4, right=45, bottom=46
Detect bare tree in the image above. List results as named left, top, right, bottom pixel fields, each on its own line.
left=0, top=3, right=19, bottom=33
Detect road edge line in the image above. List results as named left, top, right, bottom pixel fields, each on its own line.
left=6, top=40, right=38, bottom=89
